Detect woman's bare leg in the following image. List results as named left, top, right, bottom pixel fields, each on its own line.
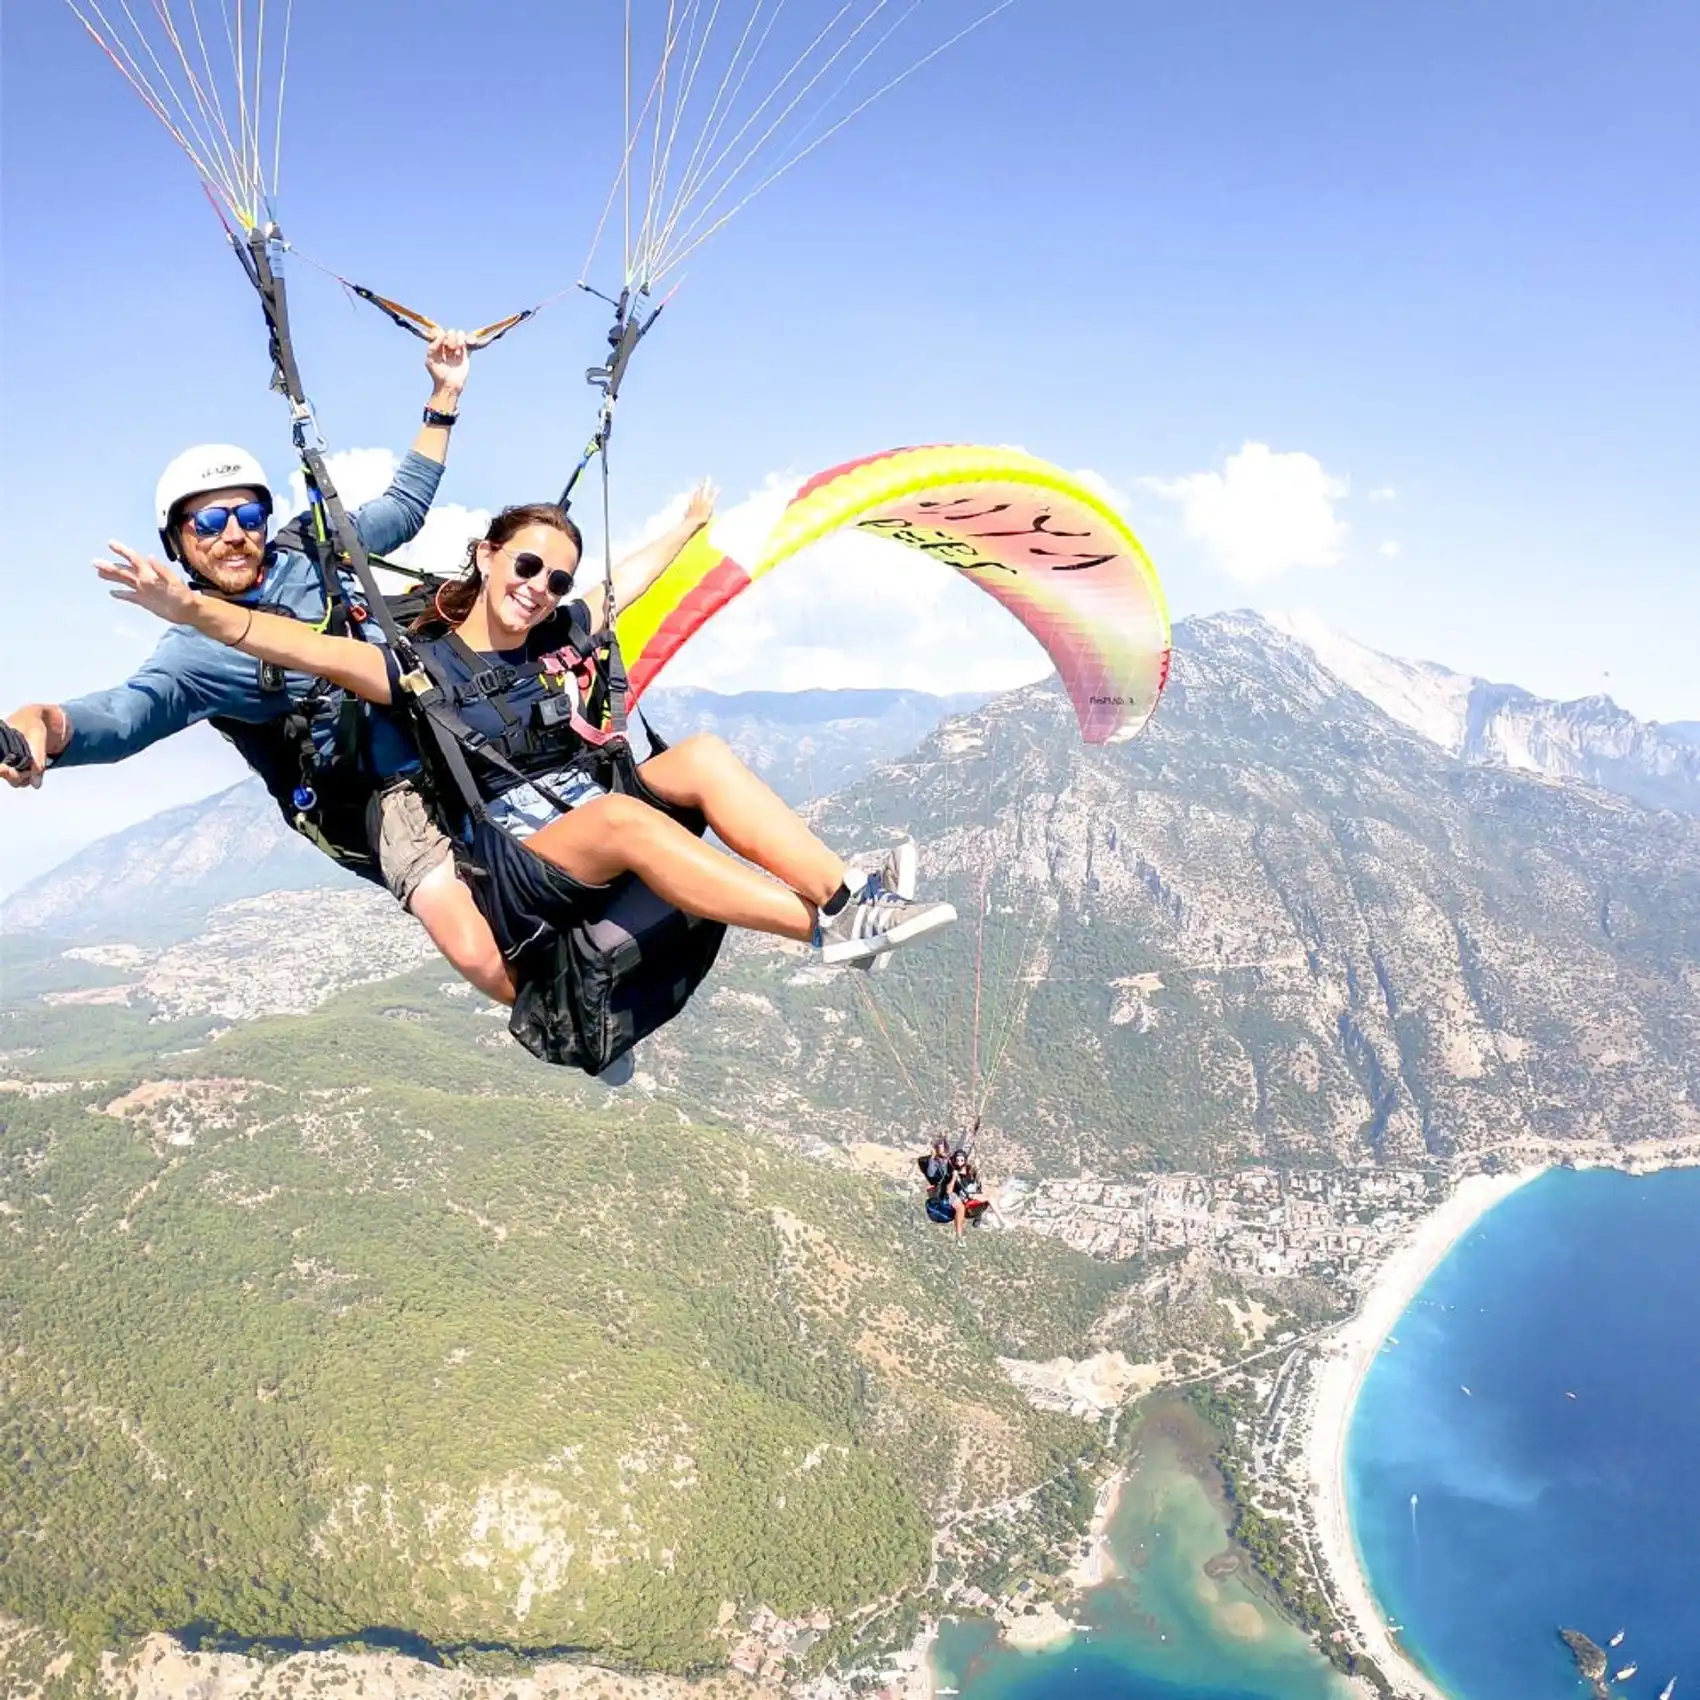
left=637, top=735, right=845, bottom=905
left=409, top=860, right=518, bottom=1004
left=524, top=791, right=818, bottom=941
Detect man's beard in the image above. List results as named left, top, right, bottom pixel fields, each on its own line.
left=194, top=553, right=264, bottom=595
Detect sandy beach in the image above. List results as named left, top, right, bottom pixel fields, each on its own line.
left=1065, top=1471, right=1125, bottom=1590
left=1301, top=1165, right=1549, bottom=1700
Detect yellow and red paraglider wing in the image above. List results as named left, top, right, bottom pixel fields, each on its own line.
left=616, top=445, right=1171, bottom=744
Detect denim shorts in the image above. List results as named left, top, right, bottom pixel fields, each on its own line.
left=486, top=768, right=609, bottom=839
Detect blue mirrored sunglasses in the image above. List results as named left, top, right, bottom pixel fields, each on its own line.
left=188, top=499, right=272, bottom=539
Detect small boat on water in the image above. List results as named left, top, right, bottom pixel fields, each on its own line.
left=1656, top=1681, right=1674, bottom=1700
left=1610, top=1632, right=1626, bottom=1648
left=1460, top=1385, right=1473, bottom=1396
left=1616, top=1664, right=1638, bottom=1682
left=1566, top=1390, right=1578, bottom=1400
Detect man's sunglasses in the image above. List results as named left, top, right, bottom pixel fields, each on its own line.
left=188, top=500, right=272, bottom=539
left=510, top=551, right=575, bottom=599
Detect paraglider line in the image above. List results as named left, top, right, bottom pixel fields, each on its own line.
left=969, top=860, right=989, bottom=1107
left=656, top=0, right=1019, bottom=279
left=851, top=970, right=928, bottom=1120
left=654, top=0, right=907, bottom=277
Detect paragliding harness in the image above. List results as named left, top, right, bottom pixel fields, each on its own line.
left=229, top=223, right=722, bottom=1075
left=925, top=1193, right=990, bottom=1227
left=204, top=522, right=414, bottom=889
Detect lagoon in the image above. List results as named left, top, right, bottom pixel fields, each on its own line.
left=936, top=1429, right=1351, bottom=1700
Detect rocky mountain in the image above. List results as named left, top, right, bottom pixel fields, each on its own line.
left=645, top=686, right=988, bottom=800
left=644, top=611, right=1700, bottom=1172
left=13, top=615, right=1700, bottom=1181
left=0, top=687, right=986, bottom=946
left=0, top=781, right=343, bottom=945
left=1272, top=611, right=1700, bottom=813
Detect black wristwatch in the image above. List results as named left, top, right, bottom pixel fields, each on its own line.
left=423, top=406, right=459, bottom=428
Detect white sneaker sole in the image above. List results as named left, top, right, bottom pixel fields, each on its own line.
left=823, top=900, right=957, bottom=966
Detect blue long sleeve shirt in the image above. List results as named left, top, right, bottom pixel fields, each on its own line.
left=55, top=452, right=443, bottom=770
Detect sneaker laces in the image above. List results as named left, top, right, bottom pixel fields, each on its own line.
left=860, top=871, right=903, bottom=906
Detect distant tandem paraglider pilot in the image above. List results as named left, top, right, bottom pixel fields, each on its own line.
left=919, top=1122, right=991, bottom=1240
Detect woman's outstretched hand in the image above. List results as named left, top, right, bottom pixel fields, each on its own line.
left=96, top=542, right=203, bottom=625
left=684, top=478, right=718, bottom=531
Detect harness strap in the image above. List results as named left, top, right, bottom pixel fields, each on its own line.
left=238, top=223, right=653, bottom=846
left=407, top=688, right=579, bottom=821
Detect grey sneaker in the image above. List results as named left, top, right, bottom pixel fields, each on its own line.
left=816, top=879, right=956, bottom=966
left=846, top=840, right=918, bottom=974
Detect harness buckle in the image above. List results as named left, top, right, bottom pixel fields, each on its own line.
left=468, top=666, right=508, bottom=698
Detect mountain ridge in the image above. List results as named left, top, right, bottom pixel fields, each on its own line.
left=1271, top=610, right=1700, bottom=813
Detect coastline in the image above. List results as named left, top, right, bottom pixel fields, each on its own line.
left=1299, top=1165, right=1550, bottom=1700
left=1066, top=1472, right=1125, bottom=1591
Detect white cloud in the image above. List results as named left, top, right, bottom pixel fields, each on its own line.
left=1368, top=485, right=1397, bottom=503
left=285, top=447, right=399, bottom=514
left=1143, top=441, right=1350, bottom=583
left=1069, top=467, right=1130, bottom=511
left=388, top=504, right=490, bottom=581
left=1378, top=540, right=1402, bottom=559
left=286, top=448, right=489, bottom=589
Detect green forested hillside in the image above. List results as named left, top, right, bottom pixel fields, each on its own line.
left=0, top=971, right=1130, bottom=1673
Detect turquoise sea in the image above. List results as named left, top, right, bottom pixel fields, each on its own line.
left=1348, top=1166, right=1700, bottom=1700
left=944, top=1166, right=1700, bottom=1700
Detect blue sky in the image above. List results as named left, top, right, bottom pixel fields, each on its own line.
left=2, top=0, right=1697, bottom=891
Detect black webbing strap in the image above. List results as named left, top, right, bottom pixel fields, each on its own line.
left=410, top=691, right=579, bottom=822
left=237, top=222, right=506, bottom=827
left=441, top=632, right=526, bottom=728
left=239, top=228, right=389, bottom=641
left=237, top=224, right=650, bottom=836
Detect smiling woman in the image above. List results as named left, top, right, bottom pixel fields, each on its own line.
left=93, top=497, right=961, bottom=1072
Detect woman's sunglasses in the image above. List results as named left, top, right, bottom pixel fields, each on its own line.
left=187, top=499, right=272, bottom=539
left=510, top=551, right=575, bottom=599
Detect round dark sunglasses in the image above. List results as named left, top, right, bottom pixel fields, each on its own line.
left=510, top=551, right=575, bottom=598
left=188, top=499, right=272, bottom=539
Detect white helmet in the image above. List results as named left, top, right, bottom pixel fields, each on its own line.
left=154, top=444, right=274, bottom=558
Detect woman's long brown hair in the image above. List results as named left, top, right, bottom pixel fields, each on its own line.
left=412, top=503, right=585, bottom=633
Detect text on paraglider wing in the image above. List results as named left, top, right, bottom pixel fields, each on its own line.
left=857, top=514, right=1121, bottom=575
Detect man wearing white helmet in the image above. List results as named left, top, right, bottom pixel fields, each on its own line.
left=2, top=331, right=467, bottom=787
left=3, top=333, right=484, bottom=972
